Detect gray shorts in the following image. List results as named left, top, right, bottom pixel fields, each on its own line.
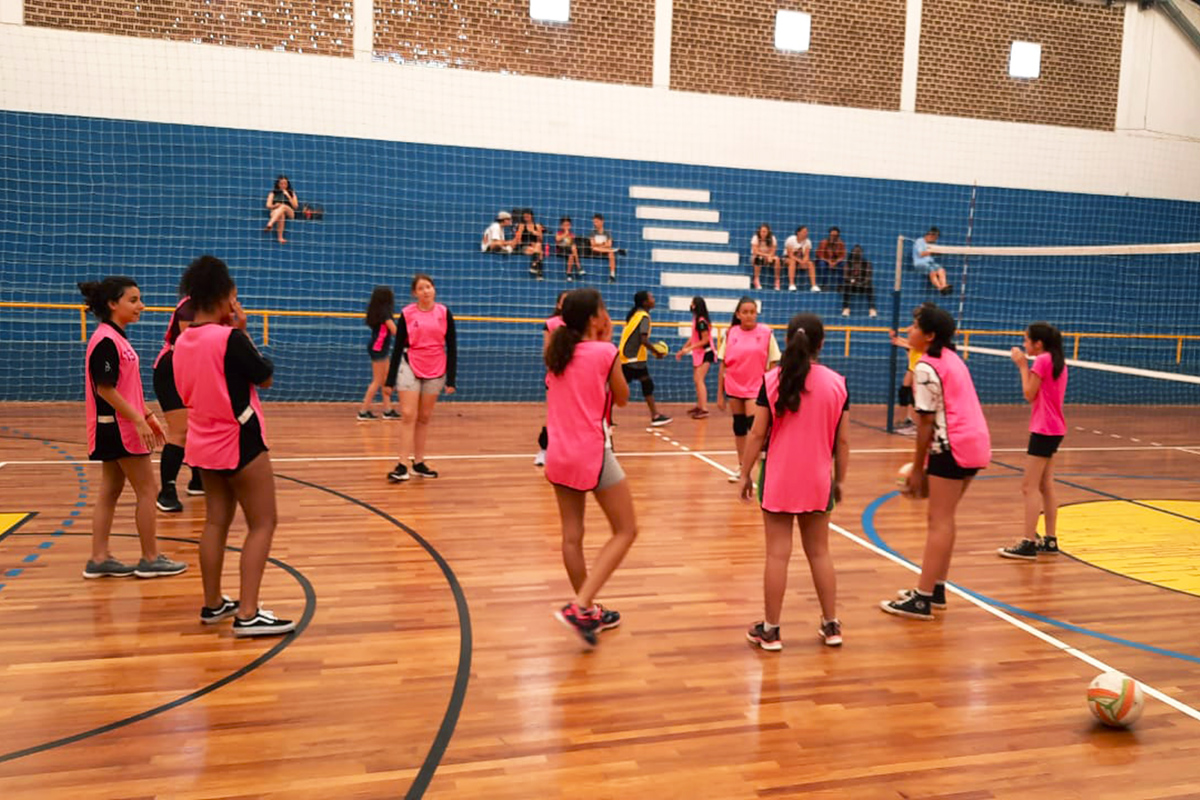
left=595, top=447, right=626, bottom=491
left=914, top=259, right=939, bottom=277
left=396, top=359, right=447, bottom=395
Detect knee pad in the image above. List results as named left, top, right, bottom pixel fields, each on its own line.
left=732, top=413, right=751, bottom=437
left=898, top=385, right=913, bottom=407
left=642, top=377, right=655, bottom=397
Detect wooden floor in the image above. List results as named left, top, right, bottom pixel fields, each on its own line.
left=1, top=401, right=1199, bottom=799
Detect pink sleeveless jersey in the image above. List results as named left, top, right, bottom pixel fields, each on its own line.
left=153, top=296, right=191, bottom=368
left=919, top=348, right=991, bottom=469
left=761, top=364, right=848, bottom=514
left=403, top=303, right=448, bottom=379
left=688, top=317, right=713, bottom=368
left=173, top=324, right=268, bottom=470
left=1029, top=353, right=1067, bottom=436
left=723, top=323, right=773, bottom=398
left=545, top=340, right=617, bottom=491
left=85, top=323, right=149, bottom=457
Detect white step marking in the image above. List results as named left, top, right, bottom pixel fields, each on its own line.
left=642, top=226, right=729, bottom=244
left=629, top=186, right=711, bottom=203
left=660, top=271, right=751, bottom=290
left=636, top=206, right=720, bottom=223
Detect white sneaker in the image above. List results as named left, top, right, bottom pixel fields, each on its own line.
left=534, top=449, right=546, bottom=467
left=810, top=285, right=821, bottom=292
left=869, top=309, right=878, bottom=318
left=788, top=284, right=797, bottom=292
left=842, top=308, right=851, bottom=317
left=727, top=468, right=742, bottom=483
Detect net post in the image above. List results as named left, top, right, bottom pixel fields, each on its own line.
left=887, top=236, right=904, bottom=433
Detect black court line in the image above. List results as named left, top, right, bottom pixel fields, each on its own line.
left=277, top=474, right=472, bottom=800
left=0, top=512, right=38, bottom=545
left=0, top=532, right=316, bottom=765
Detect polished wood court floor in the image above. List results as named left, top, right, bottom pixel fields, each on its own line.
left=1, top=401, right=1199, bottom=799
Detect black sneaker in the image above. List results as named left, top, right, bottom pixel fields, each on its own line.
left=357, top=410, right=378, bottom=421
left=555, top=602, right=600, bottom=646
left=186, top=474, right=204, bottom=496
left=881, top=590, right=935, bottom=620
left=387, top=463, right=410, bottom=482
left=233, top=607, right=296, bottom=637
left=819, top=618, right=843, bottom=647
left=896, top=583, right=947, bottom=609
left=411, top=461, right=438, bottom=478
left=746, top=621, right=782, bottom=651
left=650, top=414, right=672, bottom=427
left=1038, top=536, right=1059, bottom=555
left=200, top=595, right=239, bottom=624
left=381, top=409, right=402, bottom=420
left=998, top=538, right=1039, bottom=561
left=608, top=274, right=616, bottom=283
left=592, top=604, right=621, bottom=632
left=156, top=485, right=183, bottom=513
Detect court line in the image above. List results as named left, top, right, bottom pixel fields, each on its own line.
left=643, top=429, right=1200, bottom=723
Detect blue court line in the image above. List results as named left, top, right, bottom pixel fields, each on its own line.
left=861, top=489, right=1200, bottom=666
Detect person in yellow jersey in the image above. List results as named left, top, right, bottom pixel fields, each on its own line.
left=618, top=291, right=672, bottom=426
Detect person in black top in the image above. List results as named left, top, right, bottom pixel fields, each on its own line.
left=516, top=209, right=545, bottom=280
left=841, top=245, right=878, bottom=318
left=675, top=296, right=715, bottom=418
left=264, top=175, right=298, bottom=244
left=154, top=273, right=203, bottom=513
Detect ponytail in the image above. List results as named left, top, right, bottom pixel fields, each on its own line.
left=546, top=288, right=604, bottom=376
left=775, top=313, right=824, bottom=416
left=545, top=326, right=584, bottom=376
left=78, top=276, right=138, bottom=320
left=1028, top=321, right=1065, bottom=378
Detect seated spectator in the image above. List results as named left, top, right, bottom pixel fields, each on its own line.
left=816, top=227, right=846, bottom=288
left=784, top=225, right=818, bottom=292
left=264, top=175, right=298, bottom=244
left=481, top=211, right=515, bottom=254
left=590, top=213, right=623, bottom=283
left=556, top=217, right=583, bottom=281
left=516, top=210, right=545, bottom=280
left=841, top=245, right=878, bottom=318
left=913, top=226, right=952, bottom=295
left=749, top=224, right=781, bottom=290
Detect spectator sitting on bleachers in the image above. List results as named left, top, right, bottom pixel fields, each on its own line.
left=481, top=210, right=515, bottom=254
left=265, top=175, right=298, bottom=245
left=516, top=210, right=546, bottom=280
left=817, top=227, right=847, bottom=288
left=842, top=245, right=878, bottom=318
left=556, top=217, right=583, bottom=281
left=913, top=226, right=952, bottom=295
left=784, top=225, right=818, bottom=293
left=750, top=224, right=781, bottom=291
left=590, top=213, right=623, bottom=283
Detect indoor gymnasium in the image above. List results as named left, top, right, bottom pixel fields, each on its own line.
left=2, top=0, right=1200, bottom=797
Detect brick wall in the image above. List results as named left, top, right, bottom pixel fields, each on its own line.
left=25, top=0, right=354, bottom=57
left=670, top=0, right=907, bottom=110
left=373, top=0, right=654, bottom=86
left=917, top=0, right=1124, bottom=130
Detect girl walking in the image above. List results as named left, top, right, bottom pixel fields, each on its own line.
left=718, top=297, right=780, bottom=480
left=675, top=296, right=715, bottom=419
left=358, top=286, right=400, bottom=421
left=535, top=291, right=569, bottom=466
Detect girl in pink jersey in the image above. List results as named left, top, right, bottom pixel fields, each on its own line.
left=718, top=297, right=780, bottom=481
left=173, top=255, right=293, bottom=636
left=153, top=273, right=203, bottom=514
left=998, top=322, right=1068, bottom=561
left=545, top=288, right=635, bottom=647
left=384, top=274, right=458, bottom=482
left=882, top=305, right=991, bottom=621
left=79, top=277, right=186, bottom=580
left=739, top=314, right=849, bottom=649
left=674, top=296, right=715, bottom=419
left=535, top=291, right=570, bottom=467
left=358, top=285, right=399, bottom=421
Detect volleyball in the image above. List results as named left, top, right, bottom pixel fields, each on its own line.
left=1086, top=672, right=1145, bottom=728
left=896, top=462, right=913, bottom=485
left=650, top=340, right=669, bottom=358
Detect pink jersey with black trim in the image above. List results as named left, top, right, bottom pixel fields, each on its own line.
left=173, top=324, right=268, bottom=470
left=403, top=303, right=448, bottom=379
left=760, top=364, right=848, bottom=514
left=85, top=322, right=149, bottom=457
left=919, top=348, right=991, bottom=469
left=723, top=323, right=773, bottom=398
left=545, top=340, right=617, bottom=491
left=154, top=296, right=192, bottom=368
left=689, top=317, right=713, bottom=368
left=1029, top=353, right=1067, bottom=436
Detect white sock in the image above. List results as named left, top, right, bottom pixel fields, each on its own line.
left=762, top=621, right=778, bottom=633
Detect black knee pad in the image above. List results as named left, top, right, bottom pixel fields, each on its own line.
left=732, top=413, right=751, bottom=437
left=642, top=377, right=655, bottom=397
left=898, top=385, right=913, bottom=407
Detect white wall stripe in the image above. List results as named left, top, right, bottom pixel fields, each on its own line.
left=667, top=295, right=757, bottom=314
left=636, top=206, right=721, bottom=223
left=643, top=226, right=730, bottom=244
left=660, top=271, right=750, bottom=290
left=652, top=248, right=740, bottom=266
left=630, top=186, right=710, bottom=203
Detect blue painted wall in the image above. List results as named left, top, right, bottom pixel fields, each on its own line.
left=2, top=111, right=1198, bottom=404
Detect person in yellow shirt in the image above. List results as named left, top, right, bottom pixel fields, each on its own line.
left=618, top=291, right=672, bottom=426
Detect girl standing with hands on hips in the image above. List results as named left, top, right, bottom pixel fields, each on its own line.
left=718, top=297, right=780, bottom=481
left=739, top=313, right=849, bottom=649
left=80, top=277, right=187, bottom=579
left=997, top=323, right=1067, bottom=560
left=545, top=288, right=635, bottom=647
left=385, top=274, right=457, bottom=483
left=358, top=286, right=400, bottom=421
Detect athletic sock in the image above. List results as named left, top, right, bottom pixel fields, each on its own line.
left=161, top=443, right=185, bottom=487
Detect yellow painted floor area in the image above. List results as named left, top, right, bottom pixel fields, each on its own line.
left=0, top=512, right=32, bottom=537
left=1058, top=500, right=1200, bottom=596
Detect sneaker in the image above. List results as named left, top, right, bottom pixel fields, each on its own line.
left=819, top=618, right=843, bottom=647
left=896, top=583, right=947, bottom=609
left=811, top=285, right=821, bottom=293
left=616, top=248, right=627, bottom=256
left=752, top=279, right=761, bottom=290
left=534, top=449, right=547, bottom=467
left=998, top=538, right=1039, bottom=561
left=727, top=468, right=742, bottom=483
left=555, top=602, right=600, bottom=646
left=382, top=409, right=401, bottom=420
left=692, top=409, right=709, bottom=419
left=940, top=285, right=954, bottom=296
left=577, top=268, right=586, bottom=277
left=788, top=284, right=797, bottom=292
left=774, top=283, right=781, bottom=291
left=233, top=607, right=296, bottom=637
left=566, top=274, right=575, bottom=282
left=186, top=474, right=204, bottom=496
left=608, top=274, right=616, bottom=283
left=156, top=485, right=183, bottom=513
left=134, top=554, right=188, bottom=578
left=746, top=621, right=782, bottom=651
left=881, top=589, right=935, bottom=620
left=387, top=463, right=410, bottom=482
left=869, top=309, right=878, bottom=318
left=650, top=414, right=672, bottom=427
left=1038, top=536, right=1060, bottom=555
left=200, top=595, right=239, bottom=624
left=592, top=604, right=621, bottom=632
left=82, top=557, right=136, bottom=579
left=842, top=308, right=851, bottom=317
left=356, top=410, right=377, bottom=421
left=411, top=461, right=439, bottom=478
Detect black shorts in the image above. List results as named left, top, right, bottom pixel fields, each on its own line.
left=153, top=353, right=185, bottom=413
left=926, top=449, right=979, bottom=480
left=368, top=343, right=392, bottom=362
left=89, top=421, right=137, bottom=462
left=700, top=350, right=715, bottom=365
left=204, top=415, right=269, bottom=477
left=621, top=362, right=649, bottom=382
left=1028, top=433, right=1063, bottom=458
